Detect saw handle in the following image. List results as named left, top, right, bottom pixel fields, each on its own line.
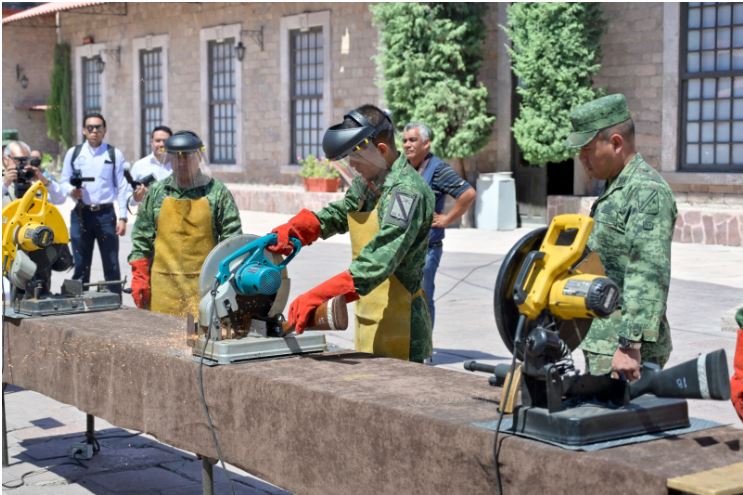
left=513, top=250, right=544, bottom=305
left=216, top=233, right=301, bottom=285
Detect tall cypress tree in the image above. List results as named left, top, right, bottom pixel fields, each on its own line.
left=506, top=3, right=606, bottom=166
left=371, top=3, right=495, bottom=161
left=46, top=43, right=73, bottom=150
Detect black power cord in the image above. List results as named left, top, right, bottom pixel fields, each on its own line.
left=196, top=279, right=237, bottom=495
left=434, top=258, right=500, bottom=303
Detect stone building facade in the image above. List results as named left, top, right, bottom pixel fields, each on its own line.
left=2, top=2, right=741, bottom=245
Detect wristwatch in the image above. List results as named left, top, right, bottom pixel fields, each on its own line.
left=617, top=335, right=641, bottom=350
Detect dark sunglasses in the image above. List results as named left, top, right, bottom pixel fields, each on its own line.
left=86, top=124, right=104, bottom=132
left=11, top=156, right=29, bottom=165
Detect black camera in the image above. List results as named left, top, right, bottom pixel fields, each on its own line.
left=70, top=169, right=95, bottom=189
left=14, top=158, right=36, bottom=182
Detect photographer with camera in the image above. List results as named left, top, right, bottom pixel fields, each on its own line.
left=127, top=125, right=173, bottom=207
left=2, top=141, right=66, bottom=207
left=60, top=113, right=129, bottom=295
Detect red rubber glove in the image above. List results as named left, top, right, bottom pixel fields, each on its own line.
left=732, top=327, right=743, bottom=422
left=286, top=271, right=359, bottom=335
left=268, top=208, right=322, bottom=256
left=129, top=258, right=151, bottom=309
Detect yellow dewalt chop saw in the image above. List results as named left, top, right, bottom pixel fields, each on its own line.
left=466, top=214, right=730, bottom=445
left=2, top=182, right=121, bottom=317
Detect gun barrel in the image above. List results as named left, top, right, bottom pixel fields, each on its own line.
left=629, top=349, right=730, bottom=401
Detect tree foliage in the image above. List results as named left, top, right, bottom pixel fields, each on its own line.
left=46, top=43, right=73, bottom=150
left=371, top=3, right=495, bottom=159
left=505, top=3, right=606, bottom=166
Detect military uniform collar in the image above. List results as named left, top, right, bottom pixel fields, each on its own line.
left=162, top=174, right=213, bottom=194
left=600, top=153, right=643, bottom=199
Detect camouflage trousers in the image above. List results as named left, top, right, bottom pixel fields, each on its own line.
left=583, top=349, right=669, bottom=375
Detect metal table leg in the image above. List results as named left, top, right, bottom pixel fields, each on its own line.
left=2, top=384, right=8, bottom=467
left=200, top=455, right=216, bottom=495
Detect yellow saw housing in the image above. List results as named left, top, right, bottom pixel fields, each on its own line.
left=514, top=214, right=619, bottom=321
left=2, top=181, right=70, bottom=276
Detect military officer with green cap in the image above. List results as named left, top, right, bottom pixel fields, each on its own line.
left=566, top=93, right=677, bottom=381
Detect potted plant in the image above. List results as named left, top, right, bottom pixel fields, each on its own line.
left=298, top=154, right=341, bottom=192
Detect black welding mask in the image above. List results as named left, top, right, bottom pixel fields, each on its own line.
left=322, top=110, right=392, bottom=183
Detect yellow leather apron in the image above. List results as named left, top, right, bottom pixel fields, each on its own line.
left=348, top=208, right=419, bottom=360
left=150, top=197, right=215, bottom=317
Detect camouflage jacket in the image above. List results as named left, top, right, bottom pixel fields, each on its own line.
left=314, top=153, right=434, bottom=296
left=128, top=175, right=243, bottom=262
left=581, top=153, right=677, bottom=357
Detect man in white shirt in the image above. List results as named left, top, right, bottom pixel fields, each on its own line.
left=60, top=113, right=129, bottom=294
left=129, top=125, right=173, bottom=205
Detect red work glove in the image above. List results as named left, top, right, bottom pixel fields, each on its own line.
left=129, top=258, right=151, bottom=309
left=268, top=208, right=322, bottom=256
left=286, top=271, right=359, bottom=335
left=732, top=327, right=743, bottom=422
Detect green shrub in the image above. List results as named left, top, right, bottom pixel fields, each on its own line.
left=371, top=3, right=494, bottom=160
left=298, top=155, right=340, bottom=179
left=505, top=3, right=606, bottom=166
left=46, top=43, right=73, bottom=150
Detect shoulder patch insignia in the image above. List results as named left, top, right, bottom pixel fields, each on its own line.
left=383, top=190, right=419, bottom=228
left=637, top=189, right=659, bottom=215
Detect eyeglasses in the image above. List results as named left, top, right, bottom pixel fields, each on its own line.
left=86, top=125, right=104, bottom=132
left=11, top=156, right=29, bottom=165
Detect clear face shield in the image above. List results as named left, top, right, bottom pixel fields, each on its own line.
left=167, top=149, right=211, bottom=189
left=332, top=138, right=389, bottom=185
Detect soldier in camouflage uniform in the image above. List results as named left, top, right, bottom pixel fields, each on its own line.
left=128, top=131, right=242, bottom=316
left=269, top=104, right=435, bottom=362
left=566, top=94, right=677, bottom=380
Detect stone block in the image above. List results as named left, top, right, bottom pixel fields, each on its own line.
left=702, top=214, right=714, bottom=244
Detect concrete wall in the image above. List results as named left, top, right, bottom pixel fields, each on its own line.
left=2, top=17, right=59, bottom=155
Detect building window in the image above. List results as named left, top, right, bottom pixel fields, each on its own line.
left=140, top=48, right=163, bottom=156
left=82, top=56, right=101, bottom=115
left=290, top=27, right=324, bottom=161
left=208, top=39, right=236, bottom=164
left=680, top=2, right=743, bottom=172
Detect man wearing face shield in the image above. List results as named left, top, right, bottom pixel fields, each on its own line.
left=127, top=130, right=242, bottom=316
left=269, top=104, right=435, bottom=363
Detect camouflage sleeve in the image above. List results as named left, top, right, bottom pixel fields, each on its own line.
left=127, top=183, right=160, bottom=262
left=620, top=184, right=676, bottom=342
left=314, top=179, right=367, bottom=238
left=213, top=183, right=243, bottom=242
left=349, top=186, right=426, bottom=295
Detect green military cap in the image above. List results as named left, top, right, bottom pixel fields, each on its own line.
left=565, top=94, right=631, bottom=149
left=2, top=129, right=19, bottom=146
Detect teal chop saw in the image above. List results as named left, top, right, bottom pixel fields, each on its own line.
left=193, top=233, right=327, bottom=365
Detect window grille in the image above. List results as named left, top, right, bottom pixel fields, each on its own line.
left=82, top=56, right=101, bottom=116
left=290, top=27, right=324, bottom=162
left=140, top=48, right=163, bottom=156
left=680, top=2, right=743, bottom=171
left=208, top=39, right=236, bottom=164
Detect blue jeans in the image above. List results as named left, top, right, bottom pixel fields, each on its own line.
left=70, top=204, right=121, bottom=294
left=422, top=243, right=443, bottom=329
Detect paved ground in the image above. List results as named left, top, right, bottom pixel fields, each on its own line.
left=3, top=205, right=743, bottom=494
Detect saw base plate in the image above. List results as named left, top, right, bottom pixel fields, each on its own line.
left=511, top=395, right=689, bottom=446
left=192, top=333, right=327, bottom=365
left=5, top=292, right=121, bottom=318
